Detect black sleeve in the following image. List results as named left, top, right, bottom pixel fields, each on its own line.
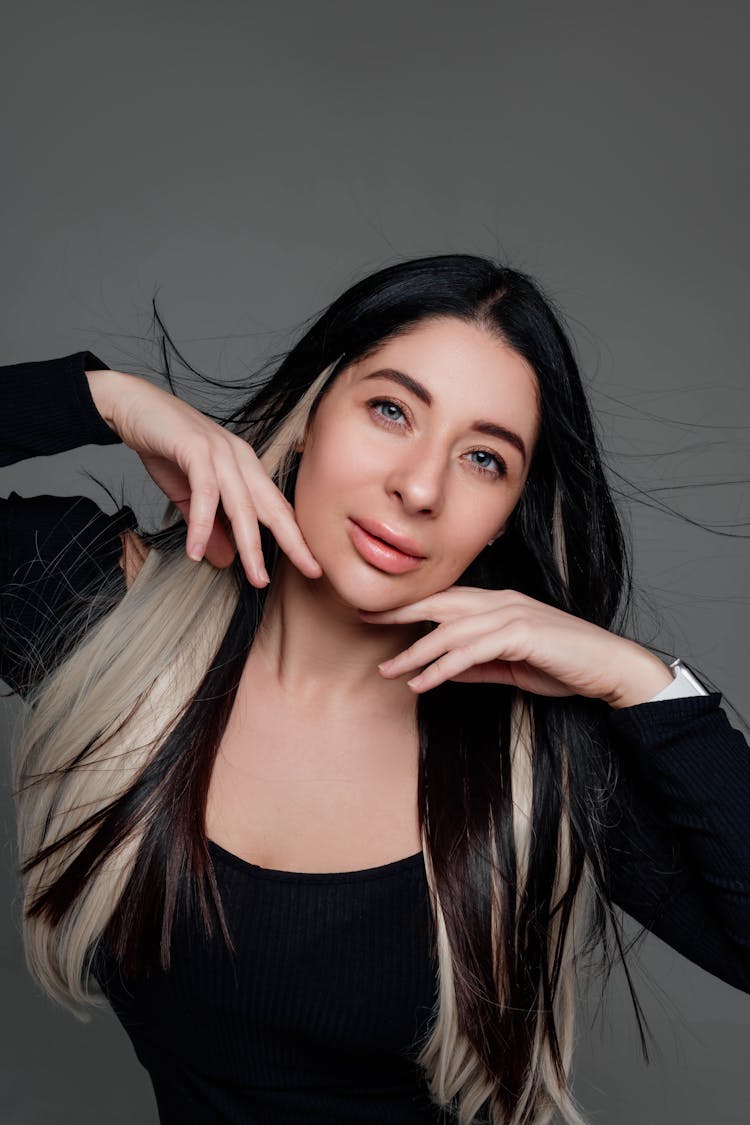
left=0, top=351, right=124, bottom=467
left=602, top=693, right=750, bottom=993
left=1, top=352, right=138, bottom=699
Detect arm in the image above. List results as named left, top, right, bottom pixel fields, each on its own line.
left=1, top=352, right=140, bottom=698
left=0, top=351, right=123, bottom=467
left=3, top=348, right=320, bottom=600
left=364, top=584, right=750, bottom=992
left=603, top=693, right=750, bottom=993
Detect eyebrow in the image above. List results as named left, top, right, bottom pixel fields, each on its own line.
left=360, top=367, right=529, bottom=467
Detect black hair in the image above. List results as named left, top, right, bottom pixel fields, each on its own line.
left=26, top=254, right=699, bottom=1122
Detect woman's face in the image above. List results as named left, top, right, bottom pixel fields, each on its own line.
left=292, top=315, right=541, bottom=612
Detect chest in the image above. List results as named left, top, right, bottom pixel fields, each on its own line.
left=97, top=853, right=438, bottom=1100
left=204, top=681, right=422, bottom=873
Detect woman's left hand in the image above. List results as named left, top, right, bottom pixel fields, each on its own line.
left=360, top=586, right=674, bottom=709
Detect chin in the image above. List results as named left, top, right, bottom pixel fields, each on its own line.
left=330, top=562, right=458, bottom=616
left=344, top=580, right=415, bottom=615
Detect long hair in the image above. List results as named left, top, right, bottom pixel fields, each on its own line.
left=11, top=254, right=641, bottom=1124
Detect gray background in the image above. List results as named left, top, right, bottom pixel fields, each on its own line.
left=2, top=1, right=749, bottom=1121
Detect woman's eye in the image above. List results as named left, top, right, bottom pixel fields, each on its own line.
left=467, top=450, right=507, bottom=479
left=368, top=399, right=507, bottom=479
left=369, top=398, right=408, bottom=426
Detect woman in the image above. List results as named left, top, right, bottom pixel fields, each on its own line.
left=2, top=254, right=749, bottom=1125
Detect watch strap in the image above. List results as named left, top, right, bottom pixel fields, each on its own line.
left=647, top=658, right=709, bottom=703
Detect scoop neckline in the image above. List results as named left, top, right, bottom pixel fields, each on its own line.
left=207, top=837, right=425, bottom=882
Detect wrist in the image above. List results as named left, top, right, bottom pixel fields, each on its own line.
left=603, top=643, right=674, bottom=709
left=84, top=369, right=131, bottom=434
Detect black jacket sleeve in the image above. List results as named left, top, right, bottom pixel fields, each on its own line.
left=0, top=351, right=138, bottom=698
left=602, top=694, right=750, bottom=994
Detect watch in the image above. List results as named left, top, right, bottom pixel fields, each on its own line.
left=647, top=658, right=710, bottom=703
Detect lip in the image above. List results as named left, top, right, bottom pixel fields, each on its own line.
left=351, top=517, right=426, bottom=559
left=347, top=518, right=426, bottom=575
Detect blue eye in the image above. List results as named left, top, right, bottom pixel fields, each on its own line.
left=467, top=450, right=507, bottom=478
left=371, top=399, right=406, bottom=424
left=367, top=398, right=507, bottom=480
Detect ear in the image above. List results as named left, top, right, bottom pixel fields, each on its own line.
left=119, top=530, right=150, bottom=589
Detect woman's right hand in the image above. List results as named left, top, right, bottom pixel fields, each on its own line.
left=85, top=368, right=322, bottom=588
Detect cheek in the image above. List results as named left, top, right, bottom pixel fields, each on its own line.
left=291, top=435, right=361, bottom=546
left=294, top=416, right=378, bottom=509
left=440, top=487, right=523, bottom=575
left=294, top=443, right=346, bottom=510
left=291, top=457, right=323, bottom=540
left=444, top=507, right=501, bottom=559
left=440, top=526, right=491, bottom=575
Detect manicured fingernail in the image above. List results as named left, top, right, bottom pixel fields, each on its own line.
left=257, top=564, right=270, bottom=585
left=189, top=542, right=204, bottom=561
left=407, top=677, right=421, bottom=689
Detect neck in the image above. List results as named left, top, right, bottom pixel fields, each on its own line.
left=249, top=558, right=426, bottom=714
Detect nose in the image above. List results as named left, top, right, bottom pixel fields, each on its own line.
left=385, top=441, right=447, bottom=517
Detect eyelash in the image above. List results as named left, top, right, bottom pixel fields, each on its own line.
left=366, top=398, right=508, bottom=479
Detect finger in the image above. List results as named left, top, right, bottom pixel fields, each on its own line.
left=203, top=505, right=241, bottom=569
left=404, top=625, right=534, bottom=692
left=359, top=586, right=510, bottom=625
left=211, top=461, right=271, bottom=585
left=359, top=598, right=449, bottom=625
left=253, top=489, right=323, bottom=579
left=180, top=450, right=273, bottom=585
left=405, top=645, right=485, bottom=692
left=211, top=446, right=323, bottom=585
left=182, top=462, right=222, bottom=564
left=173, top=497, right=237, bottom=569
left=378, top=612, right=507, bottom=678
left=143, top=450, right=255, bottom=574
left=231, top=446, right=323, bottom=579
left=450, top=661, right=520, bottom=686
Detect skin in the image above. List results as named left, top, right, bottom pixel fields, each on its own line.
left=119, top=315, right=674, bottom=713
left=247, top=315, right=672, bottom=711
left=111, top=316, right=675, bottom=871
left=245, top=316, right=536, bottom=708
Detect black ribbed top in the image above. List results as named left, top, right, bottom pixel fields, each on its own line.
left=94, top=843, right=441, bottom=1125
left=2, top=350, right=750, bottom=1125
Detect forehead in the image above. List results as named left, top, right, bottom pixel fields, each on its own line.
left=341, top=316, right=541, bottom=435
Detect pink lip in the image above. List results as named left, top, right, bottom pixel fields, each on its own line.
left=347, top=518, right=426, bottom=575
left=351, top=518, right=426, bottom=559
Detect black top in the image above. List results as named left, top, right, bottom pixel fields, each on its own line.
left=2, top=352, right=750, bottom=1125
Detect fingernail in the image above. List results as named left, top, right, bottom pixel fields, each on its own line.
left=257, top=564, right=270, bottom=585
left=189, top=543, right=204, bottom=561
